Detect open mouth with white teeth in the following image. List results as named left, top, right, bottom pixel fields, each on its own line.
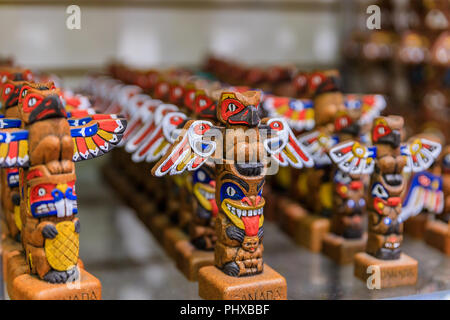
left=7, top=173, right=19, bottom=187
left=382, top=173, right=403, bottom=187
left=193, top=183, right=217, bottom=213
left=31, top=200, right=78, bottom=218
left=221, top=198, right=265, bottom=235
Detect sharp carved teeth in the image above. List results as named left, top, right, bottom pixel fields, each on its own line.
left=199, top=188, right=214, bottom=200
left=226, top=203, right=263, bottom=218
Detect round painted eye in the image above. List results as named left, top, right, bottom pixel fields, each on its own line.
left=347, top=199, right=355, bottom=208
left=197, top=171, right=206, bottom=182
left=383, top=217, right=392, bottom=226
left=4, top=87, right=11, bottom=95
left=38, top=188, right=46, bottom=196
left=228, top=103, right=237, bottom=112
left=359, top=198, right=366, bottom=207
left=28, top=97, right=37, bottom=107
left=226, top=186, right=236, bottom=197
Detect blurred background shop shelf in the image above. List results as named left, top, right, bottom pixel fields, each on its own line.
left=0, top=0, right=344, bottom=73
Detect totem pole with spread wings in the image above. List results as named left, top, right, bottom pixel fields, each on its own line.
left=264, top=75, right=385, bottom=241
left=329, top=116, right=441, bottom=259
left=0, top=79, right=126, bottom=283
left=0, top=68, right=34, bottom=242
left=151, top=89, right=313, bottom=277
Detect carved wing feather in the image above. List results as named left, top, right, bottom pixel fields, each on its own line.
left=262, top=118, right=313, bottom=168
left=401, top=138, right=442, bottom=173
left=71, top=118, right=127, bottom=161
left=328, top=140, right=376, bottom=174
left=0, top=129, right=29, bottom=167
left=152, top=120, right=218, bottom=176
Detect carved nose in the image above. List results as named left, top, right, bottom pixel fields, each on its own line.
left=246, top=106, right=260, bottom=127
left=387, top=197, right=401, bottom=207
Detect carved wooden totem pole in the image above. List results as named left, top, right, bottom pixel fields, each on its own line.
left=152, top=89, right=313, bottom=299
left=329, top=115, right=441, bottom=287
left=0, top=78, right=126, bottom=299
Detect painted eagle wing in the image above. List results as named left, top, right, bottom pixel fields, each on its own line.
left=297, top=130, right=336, bottom=166
left=261, top=117, right=313, bottom=168
left=401, top=138, right=442, bottom=173
left=0, top=118, right=23, bottom=129
left=70, top=117, right=127, bottom=161
left=328, top=140, right=376, bottom=174
left=152, top=120, right=220, bottom=177
left=0, top=129, right=29, bottom=167
left=262, top=96, right=315, bottom=131
left=125, top=103, right=178, bottom=154
left=400, top=172, right=444, bottom=222
left=131, top=111, right=187, bottom=163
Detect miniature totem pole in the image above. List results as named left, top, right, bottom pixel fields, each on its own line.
left=152, top=89, right=312, bottom=299
left=329, top=115, right=441, bottom=287
left=424, top=145, right=450, bottom=254
left=0, top=79, right=126, bottom=299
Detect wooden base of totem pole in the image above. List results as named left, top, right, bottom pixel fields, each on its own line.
left=404, top=213, right=428, bottom=239
left=198, top=264, right=287, bottom=300
left=278, top=197, right=330, bottom=252
left=163, top=227, right=189, bottom=260
left=5, top=251, right=101, bottom=300
left=354, top=252, right=418, bottom=288
left=147, top=214, right=171, bottom=245
left=424, top=220, right=450, bottom=255
left=322, top=233, right=367, bottom=265
left=277, top=197, right=307, bottom=238
left=1, top=236, right=22, bottom=279
left=175, top=240, right=214, bottom=281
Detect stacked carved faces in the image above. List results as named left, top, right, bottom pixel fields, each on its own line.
left=214, top=91, right=266, bottom=277
left=366, top=116, right=406, bottom=260
left=16, top=83, right=81, bottom=283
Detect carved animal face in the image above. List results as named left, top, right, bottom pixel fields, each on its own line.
left=192, top=164, right=217, bottom=217
left=1, top=80, right=30, bottom=110
left=334, top=171, right=366, bottom=215
left=0, top=67, right=32, bottom=84
left=372, top=116, right=404, bottom=148
left=217, top=91, right=261, bottom=127
left=217, top=165, right=264, bottom=236
left=23, top=165, right=77, bottom=218
left=194, top=90, right=216, bottom=119
left=18, top=85, right=66, bottom=124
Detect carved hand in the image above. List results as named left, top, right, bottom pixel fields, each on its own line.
left=42, top=224, right=58, bottom=239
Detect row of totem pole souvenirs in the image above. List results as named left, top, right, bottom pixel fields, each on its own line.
left=343, top=0, right=450, bottom=141
left=0, top=62, right=127, bottom=300
left=81, top=58, right=447, bottom=300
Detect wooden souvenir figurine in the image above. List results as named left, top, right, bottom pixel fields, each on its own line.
left=0, top=81, right=126, bottom=299
left=329, top=115, right=441, bottom=288
left=425, top=145, right=450, bottom=254
left=152, top=89, right=313, bottom=299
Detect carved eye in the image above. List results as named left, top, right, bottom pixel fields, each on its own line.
left=378, top=127, right=385, bottom=135
left=4, top=87, right=11, bottom=95
left=347, top=199, right=355, bottom=208
left=1, top=75, right=6, bottom=83
left=226, top=186, right=236, bottom=197
left=197, top=171, right=206, bottom=182
left=21, top=89, right=28, bottom=98
left=38, top=188, right=46, bottom=196
left=228, top=103, right=237, bottom=112
left=28, top=97, right=37, bottom=107
left=371, top=183, right=388, bottom=199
